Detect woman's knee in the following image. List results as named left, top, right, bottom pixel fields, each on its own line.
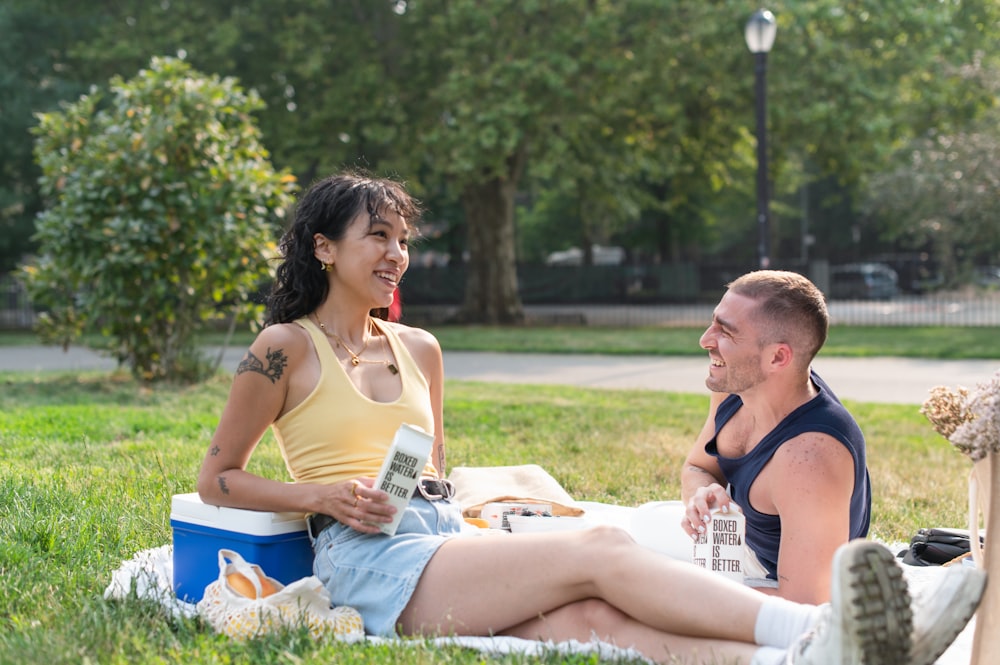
left=574, top=523, right=631, bottom=543
left=578, top=523, right=638, bottom=554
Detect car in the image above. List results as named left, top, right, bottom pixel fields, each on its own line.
left=976, top=266, right=1000, bottom=289
left=544, top=245, right=626, bottom=266
left=829, top=263, right=899, bottom=300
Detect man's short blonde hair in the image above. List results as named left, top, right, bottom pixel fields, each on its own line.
left=726, top=270, right=829, bottom=364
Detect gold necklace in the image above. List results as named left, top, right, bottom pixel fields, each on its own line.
left=313, top=315, right=399, bottom=375
left=318, top=318, right=370, bottom=366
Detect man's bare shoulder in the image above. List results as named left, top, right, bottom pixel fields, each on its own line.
left=766, top=432, right=855, bottom=498
left=772, top=431, right=853, bottom=466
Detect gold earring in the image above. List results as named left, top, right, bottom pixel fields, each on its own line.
left=320, top=261, right=332, bottom=272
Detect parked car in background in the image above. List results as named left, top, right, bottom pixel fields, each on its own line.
left=976, top=266, right=1000, bottom=289
left=829, top=263, right=899, bottom=300
left=545, top=245, right=626, bottom=266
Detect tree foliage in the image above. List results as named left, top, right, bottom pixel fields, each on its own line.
left=865, top=127, right=1000, bottom=283
left=23, top=57, right=296, bottom=382
left=394, top=0, right=759, bottom=320
left=768, top=0, right=998, bottom=184
left=0, top=0, right=95, bottom=272
left=865, top=57, right=1000, bottom=283
left=5, top=0, right=1000, bottom=323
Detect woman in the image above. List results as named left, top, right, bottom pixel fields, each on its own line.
left=198, top=172, right=923, bottom=665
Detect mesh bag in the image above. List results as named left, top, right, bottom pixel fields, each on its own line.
left=196, top=549, right=364, bottom=640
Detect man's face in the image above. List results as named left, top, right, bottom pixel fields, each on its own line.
left=699, top=291, right=767, bottom=394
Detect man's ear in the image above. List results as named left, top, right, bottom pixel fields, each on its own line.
left=768, top=342, right=794, bottom=370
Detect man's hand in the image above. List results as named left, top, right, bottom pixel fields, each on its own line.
left=681, top=482, right=734, bottom=539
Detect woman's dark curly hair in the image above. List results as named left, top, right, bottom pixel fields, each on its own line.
left=265, top=172, right=422, bottom=326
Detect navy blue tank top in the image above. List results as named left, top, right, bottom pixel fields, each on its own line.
left=705, top=370, right=871, bottom=580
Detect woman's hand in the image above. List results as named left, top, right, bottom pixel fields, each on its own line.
left=681, top=483, right=732, bottom=540
left=324, top=478, right=396, bottom=534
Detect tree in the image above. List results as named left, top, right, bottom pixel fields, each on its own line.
left=0, top=0, right=95, bottom=272
left=865, top=123, right=1000, bottom=283
left=9, top=0, right=1000, bottom=314
left=864, top=57, right=1000, bottom=284
left=397, top=0, right=752, bottom=320
left=24, top=56, right=296, bottom=382
left=760, top=0, right=1000, bottom=263
left=61, top=0, right=402, bottom=186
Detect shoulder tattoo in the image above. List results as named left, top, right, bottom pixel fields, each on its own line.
left=237, top=347, right=288, bottom=383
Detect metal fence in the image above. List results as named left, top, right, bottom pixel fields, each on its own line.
left=0, top=275, right=35, bottom=330
left=4, top=267, right=1000, bottom=331
left=401, top=297, right=1000, bottom=328
left=398, top=262, right=1000, bottom=328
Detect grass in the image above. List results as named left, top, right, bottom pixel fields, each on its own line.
left=426, top=325, right=1000, bottom=359
left=3, top=324, right=1000, bottom=359
left=0, top=364, right=974, bottom=664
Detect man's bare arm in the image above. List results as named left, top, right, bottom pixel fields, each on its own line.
left=680, top=392, right=731, bottom=536
left=761, top=432, right=855, bottom=603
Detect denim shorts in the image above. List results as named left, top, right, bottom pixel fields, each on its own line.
left=311, top=496, right=463, bottom=636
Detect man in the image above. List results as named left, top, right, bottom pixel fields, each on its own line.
left=681, top=270, right=870, bottom=603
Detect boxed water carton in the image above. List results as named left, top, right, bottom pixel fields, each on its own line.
left=170, top=493, right=314, bottom=603
left=368, top=423, right=435, bottom=536
left=692, top=507, right=746, bottom=583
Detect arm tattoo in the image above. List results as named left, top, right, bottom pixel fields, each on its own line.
left=217, top=475, right=230, bottom=495
left=236, top=347, right=288, bottom=383
left=209, top=445, right=221, bottom=456
left=436, top=445, right=446, bottom=476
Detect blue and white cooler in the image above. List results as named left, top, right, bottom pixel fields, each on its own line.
left=170, top=492, right=314, bottom=603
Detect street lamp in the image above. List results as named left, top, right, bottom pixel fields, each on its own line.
left=745, top=9, right=777, bottom=269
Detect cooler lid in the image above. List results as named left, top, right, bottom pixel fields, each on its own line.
left=170, top=492, right=307, bottom=536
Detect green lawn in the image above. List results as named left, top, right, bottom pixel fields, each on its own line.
left=3, top=324, right=1000, bottom=359
left=426, top=325, right=1000, bottom=359
left=0, top=369, right=973, bottom=664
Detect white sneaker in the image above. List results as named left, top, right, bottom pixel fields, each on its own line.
left=908, top=564, right=986, bottom=665
left=788, top=540, right=912, bottom=664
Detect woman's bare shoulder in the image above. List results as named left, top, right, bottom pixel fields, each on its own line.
left=385, top=321, right=440, bottom=352
left=240, top=321, right=313, bottom=368
left=383, top=323, right=441, bottom=376
left=248, top=321, right=311, bottom=351
left=255, top=321, right=308, bottom=343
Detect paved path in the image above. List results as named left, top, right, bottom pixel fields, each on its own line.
left=442, top=352, right=999, bottom=405
left=3, top=345, right=997, bottom=405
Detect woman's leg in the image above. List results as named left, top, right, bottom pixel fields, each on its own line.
left=398, top=525, right=765, bottom=643
left=503, top=597, right=760, bottom=665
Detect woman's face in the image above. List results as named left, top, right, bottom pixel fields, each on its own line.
left=318, top=208, right=410, bottom=309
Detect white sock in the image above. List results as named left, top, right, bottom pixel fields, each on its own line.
left=751, top=646, right=787, bottom=665
left=753, top=596, right=825, bottom=648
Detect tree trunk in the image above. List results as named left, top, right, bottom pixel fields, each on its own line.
left=458, top=175, right=524, bottom=324
left=971, top=454, right=1000, bottom=663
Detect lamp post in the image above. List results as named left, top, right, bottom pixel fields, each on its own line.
left=745, top=9, right=777, bottom=269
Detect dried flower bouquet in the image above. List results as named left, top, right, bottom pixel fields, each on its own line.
left=921, top=368, right=1000, bottom=664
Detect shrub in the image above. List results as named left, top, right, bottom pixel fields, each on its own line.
left=24, top=56, right=296, bottom=381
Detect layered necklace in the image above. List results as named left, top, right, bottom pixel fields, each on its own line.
left=312, top=315, right=399, bottom=375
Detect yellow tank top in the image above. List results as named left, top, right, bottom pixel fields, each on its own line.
left=271, top=317, right=437, bottom=485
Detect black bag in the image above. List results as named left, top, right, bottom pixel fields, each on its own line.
left=899, top=527, right=983, bottom=566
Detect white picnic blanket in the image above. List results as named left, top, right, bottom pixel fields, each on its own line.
left=104, top=501, right=974, bottom=663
